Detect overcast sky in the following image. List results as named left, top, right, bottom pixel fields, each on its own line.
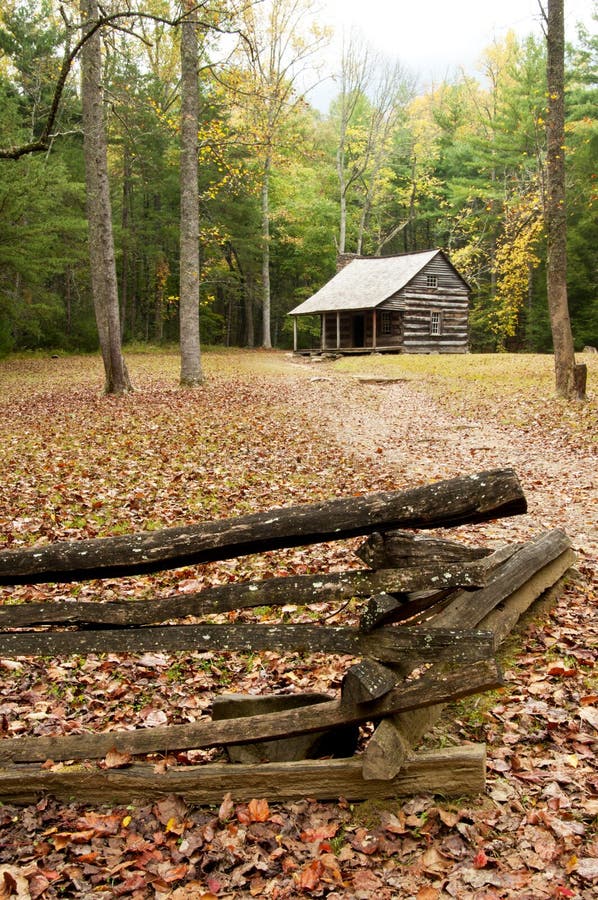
left=308, top=0, right=596, bottom=108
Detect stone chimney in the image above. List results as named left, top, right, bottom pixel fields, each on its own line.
left=336, top=252, right=361, bottom=272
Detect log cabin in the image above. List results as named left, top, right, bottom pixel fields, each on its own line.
left=289, top=249, right=470, bottom=354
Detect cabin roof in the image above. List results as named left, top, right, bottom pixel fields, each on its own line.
left=289, top=249, right=466, bottom=316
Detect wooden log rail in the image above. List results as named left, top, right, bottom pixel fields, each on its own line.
left=0, top=657, right=502, bottom=765
left=0, top=747, right=489, bottom=806
left=0, top=565, right=487, bottom=629
left=0, top=468, right=526, bottom=583
left=0, top=622, right=494, bottom=663
left=361, top=528, right=575, bottom=780
left=0, top=468, right=575, bottom=805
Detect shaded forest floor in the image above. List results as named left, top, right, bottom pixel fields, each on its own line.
left=0, top=349, right=596, bottom=899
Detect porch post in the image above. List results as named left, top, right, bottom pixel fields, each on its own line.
left=372, top=310, right=377, bottom=349
left=321, top=314, right=325, bottom=350
left=336, top=312, right=340, bottom=349
left=293, top=317, right=297, bottom=352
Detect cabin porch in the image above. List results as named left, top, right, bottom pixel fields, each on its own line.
left=291, top=309, right=404, bottom=354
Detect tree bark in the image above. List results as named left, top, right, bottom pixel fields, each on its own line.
left=544, top=0, right=586, bottom=399
left=356, top=531, right=492, bottom=570
left=179, top=1, right=203, bottom=386
left=359, top=593, right=403, bottom=633
left=341, top=659, right=399, bottom=704
left=244, top=279, right=255, bottom=347
left=119, top=145, right=132, bottom=340
left=361, top=717, right=412, bottom=781
left=80, top=0, right=131, bottom=394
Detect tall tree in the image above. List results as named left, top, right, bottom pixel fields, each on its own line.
left=80, top=0, right=131, bottom=393
left=179, top=0, right=204, bottom=385
left=332, top=36, right=414, bottom=256
left=230, top=0, right=328, bottom=348
left=541, top=0, right=586, bottom=398
left=105, top=23, right=180, bottom=345
left=333, top=34, right=369, bottom=255
left=0, top=2, right=89, bottom=353
left=563, top=19, right=598, bottom=350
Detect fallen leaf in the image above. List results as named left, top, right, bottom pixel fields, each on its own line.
left=27, top=874, right=51, bottom=900
left=0, top=867, right=31, bottom=899
left=300, top=823, right=338, bottom=843
left=160, top=863, right=189, bottom=883
left=137, top=653, right=170, bottom=668
left=351, top=868, right=383, bottom=896
left=104, top=747, right=132, bottom=769
left=547, top=663, right=577, bottom=677
left=113, top=873, right=147, bottom=895
left=417, top=888, right=440, bottom=900
left=580, top=695, right=598, bottom=706
left=349, top=828, right=380, bottom=855
left=169, top=888, right=216, bottom=900
left=473, top=848, right=489, bottom=869
left=575, top=858, right=598, bottom=881
left=153, top=795, right=188, bottom=827
left=420, top=847, right=450, bottom=875
left=165, top=816, right=186, bottom=836
left=319, top=852, right=343, bottom=884
left=143, top=707, right=168, bottom=727
left=438, top=808, right=461, bottom=828
left=579, top=708, right=598, bottom=730
left=379, top=810, right=407, bottom=834
left=296, top=859, right=324, bottom=891
left=218, top=792, right=234, bottom=822
left=460, top=867, right=503, bottom=888
left=247, top=798, right=270, bottom=822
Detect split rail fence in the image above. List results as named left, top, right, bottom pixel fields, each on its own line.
left=0, top=468, right=575, bottom=805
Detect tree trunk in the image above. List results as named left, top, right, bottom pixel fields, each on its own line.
left=244, top=276, right=255, bottom=347
left=544, top=0, right=586, bottom=399
left=0, top=622, right=494, bottom=664
left=79, top=0, right=131, bottom=394
left=0, top=567, right=486, bottom=628
left=179, top=2, right=203, bottom=386
left=337, top=154, right=347, bottom=254
left=261, top=153, right=272, bottom=348
left=120, top=145, right=132, bottom=340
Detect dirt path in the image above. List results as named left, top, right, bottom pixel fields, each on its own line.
left=310, top=371, right=597, bottom=568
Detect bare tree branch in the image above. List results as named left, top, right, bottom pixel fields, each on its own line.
left=0, top=2, right=242, bottom=160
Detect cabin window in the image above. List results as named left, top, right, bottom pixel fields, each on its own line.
left=381, top=311, right=392, bottom=335
left=430, top=311, right=442, bottom=335
left=426, top=274, right=438, bottom=289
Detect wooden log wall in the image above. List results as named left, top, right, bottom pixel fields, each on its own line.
left=401, top=255, right=469, bottom=353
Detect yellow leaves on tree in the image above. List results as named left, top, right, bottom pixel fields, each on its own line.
left=490, top=192, right=544, bottom=346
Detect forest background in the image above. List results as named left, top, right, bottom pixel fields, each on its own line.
left=0, top=0, right=596, bottom=358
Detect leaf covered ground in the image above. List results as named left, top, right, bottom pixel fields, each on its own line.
left=0, top=349, right=596, bottom=899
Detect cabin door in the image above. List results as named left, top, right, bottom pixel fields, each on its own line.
left=352, top=314, right=365, bottom=347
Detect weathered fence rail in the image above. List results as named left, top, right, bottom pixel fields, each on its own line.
left=0, top=468, right=575, bottom=805
left=0, top=468, right=526, bottom=583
